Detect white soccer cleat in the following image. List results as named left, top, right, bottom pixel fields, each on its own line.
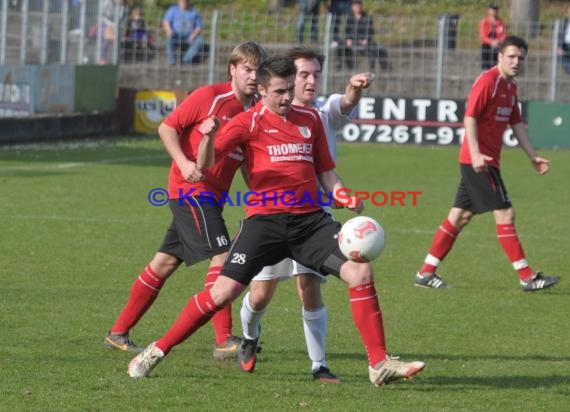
left=368, top=359, right=426, bottom=387
left=127, top=341, right=164, bottom=378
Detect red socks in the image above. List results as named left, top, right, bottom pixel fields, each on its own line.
left=110, top=265, right=165, bottom=334
left=496, top=223, right=533, bottom=279
left=420, top=218, right=459, bottom=274
left=349, top=282, right=387, bottom=367
left=156, top=288, right=220, bottom=354
left=205, top=266, right=233, bottom=345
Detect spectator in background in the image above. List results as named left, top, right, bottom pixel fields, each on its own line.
left=479, top=2, right=507, bottom=70
left=163, top=0, right=205, bottom=66
left=558, top=5, right=570, bottom=74
left=337, top=0, right=389, bottom=71
left=328, top=0, right=351, bottom=48
left=122, top=6, right=156, bottom=62
left=87, top=0, right=118, bottom=64
left=126, top=6, right=149, bottom=43
left=296, top=0, right=322, bottom=44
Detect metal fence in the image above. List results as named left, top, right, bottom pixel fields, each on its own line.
left=2, top=0, right=570, bottom=103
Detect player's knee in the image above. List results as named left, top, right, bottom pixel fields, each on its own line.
left=493, top=208, right=515, bottom=225
left=340, top=261, right=374, bottom=287
left=210, top=277, right=244, bottom=307
left=210, top=252, right=228, bottom=267
left=297, top=276, right=323, bottom=309
left=150, top=253, right=181, bottom=278
left=248, top=289, right=271, bottom=310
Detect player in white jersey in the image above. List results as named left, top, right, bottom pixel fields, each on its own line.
left=238, top=46, right=375, bottom=382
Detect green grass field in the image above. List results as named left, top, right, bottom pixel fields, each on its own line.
left=1, top=138, right=568, bottom=411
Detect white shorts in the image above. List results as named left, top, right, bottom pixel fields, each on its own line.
left=251, top=258, right=328, bottom=283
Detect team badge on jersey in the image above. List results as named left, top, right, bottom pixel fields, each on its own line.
left=298, top=126, right=311, bottom=139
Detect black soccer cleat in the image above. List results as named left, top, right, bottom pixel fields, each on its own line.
left=414, top=272, right=450, bottom=289
left=237, top=336, right=259, bottom=373
left=520, top=272, right=560, bottom=292
left=312, top=366, right=341, bottom=384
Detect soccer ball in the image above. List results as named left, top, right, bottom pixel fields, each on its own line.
left=338, top=216, right=385, bottom=263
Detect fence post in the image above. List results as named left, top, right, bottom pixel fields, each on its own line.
left=77, top=0, right=86, bottom=64
left=40, top=0, right=48, bottom=64
left=111, top=1, right=121, bottom=65
left=19, top=0, right=28, bottom=64
left=207, top=10, right=219, bottom=86
left=321, top=12, right=333, bottom=96
left=549, top=20, right=560, bottom=102
left=95, top=0, right=103, bottom=64
left=435, top=14, right=445, bottom=98
left=0, top=0, right=6, bottom=66
left=60, top=0, right=69, bottom=64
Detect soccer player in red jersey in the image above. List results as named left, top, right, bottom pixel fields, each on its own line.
left=104, top=42, right=266, bottom=358
left=239, top=47, right=376, bottom=383
left=415, top=36, right=560, bottom=292
left=128, top=56, right=426, bottom=386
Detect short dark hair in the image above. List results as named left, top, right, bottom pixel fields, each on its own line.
left=499, top=36, right=528, bottom=54
left=286, top=46, right=325, bottom=69
left=256, top=56, right=297, bottom=87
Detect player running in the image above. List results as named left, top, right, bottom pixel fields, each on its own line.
left=415, top=36, right=560, bottom=292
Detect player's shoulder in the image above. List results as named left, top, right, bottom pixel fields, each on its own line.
left=189, top=82, right=233, bottom=100
left=471, top=68, right=500, bottom=91
left=290, top=104, right=320, bottom=122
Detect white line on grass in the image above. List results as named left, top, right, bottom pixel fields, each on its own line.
left=0, top=155, right=168, bottom=173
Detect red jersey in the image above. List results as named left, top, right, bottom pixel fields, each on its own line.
left=163, top=82, right=248, bottom=200
left=479, top=16, right=507, bottom=46
left=214, top=101, right=336, bottom=217
left=459, top=67, right=522, bottom=168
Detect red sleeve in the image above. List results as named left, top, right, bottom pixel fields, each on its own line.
left=312, top=115, right=336, bottom=173
left=213, top=112, right=249, bottom=159
left=479, top=18, right=491, bottom=44
left=163, top=87, right=212, bottom=133
left=509, top=97, right=523, bottom=125
left=464, top=74, right=492, bottom=119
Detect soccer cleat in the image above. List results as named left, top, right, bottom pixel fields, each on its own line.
left=213, top=335, right=242, bottom=360
left=127, top=341, right=164, bottom=378
left=237, top=336, right=259, bottom=373
left=415, top=272, right=449, bottom=289
left=368, top=359, right=426, bottom=387
left=521, top=272, right=560, bottom=292
left=312, top=366, right=341, bottom=384
left=104, top=331, right=144, bottom=353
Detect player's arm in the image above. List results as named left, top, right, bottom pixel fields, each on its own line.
left=158, top=122, right=203, bottom=182
left=196, top=116, right=244, bottom=170
left=464, top=115, right=492, bottom=172
left=511, top=122, right=549, bottom=175
left=318, top=169, right=364, bottom=214
left=196, top=115, right=220, bottom=169
left=340, top=72, right=375, bottom=114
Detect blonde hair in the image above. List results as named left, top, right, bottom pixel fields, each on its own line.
left=226, top=42, right=267, bottom=80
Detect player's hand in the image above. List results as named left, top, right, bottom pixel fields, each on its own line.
left=531, top=156, right=549, bottom=175
left=472, top=153, right=493, bottom=173
left=180, top=159, right=204, bottom=183
left=346, top=197, right=364, bottom=214
left=198, top=115, right=220, bottom=137
left=351, top=72, right=375, bottom=89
